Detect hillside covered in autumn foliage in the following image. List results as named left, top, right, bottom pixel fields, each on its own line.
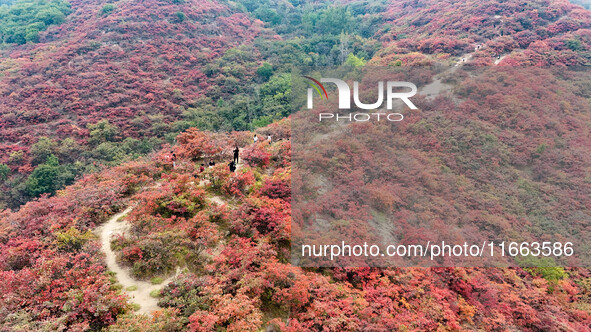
left=1, top=0, right=591, bottom=331
left=1, top=122, right=590, bottom=330
left=3, top=0, right=591, bottom=208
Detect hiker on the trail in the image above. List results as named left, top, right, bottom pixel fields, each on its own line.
left=194, top=163, right=204, bottom=179
left=171, top=151, right=177, bottom=168
left=253, top=134, right=258, bottom=143
left=233, top=146, right=239, bottom=164
left=229, top=161, right=236, bottom=172
left=208, top=159, right=215, bottom=168
left=194, top=163, right=205, bottom=180
left=497, top=54, right=501, bottom=59
left=267, top=134, right=272, bottom=143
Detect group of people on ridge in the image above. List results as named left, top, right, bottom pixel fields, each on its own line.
left=172, top=133, right=272, bottom=179
left=194, top=144, right=240, bottom=179
left=253, top=133, right=272, bottom=144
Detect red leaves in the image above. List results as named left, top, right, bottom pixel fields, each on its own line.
left=222, top=168, right=255, bottom=197
left=377, top=0, right=591, bottom=66
left=188, top=293, right=262, bottom=332
left=416, top=37, right=471, bottom=55
left=121, top=246, right=143, bottom=263
left=259, top=169, right=290, bottom=200
left=0, top=158, right=161, bottom=328
left=0, top=0, right=261, bottom=198
left=176, top=128, right=222, bottom=160
left=0, top=253, right=127, bottom=329
left=188, top=311, right=218, bottom=332
left=242, top=143, right=271, bottom=168
left=231, top=196, right=290, bottom=242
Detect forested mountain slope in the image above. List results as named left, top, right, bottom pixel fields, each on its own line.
left=0, top=0, right=262, bottom=208
left=3, top=0, right=588, bottom=209
left=1, top=121, right=590, bottom=330
left=372, top=0, right=591, bottom=65
left=0, top=0, right=591, bottom=331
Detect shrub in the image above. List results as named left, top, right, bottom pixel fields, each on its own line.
left=256, top=62, right=273, bottom=81
left=242, top=144, right=271, bottom=168
left=151, top=277, right=164, bottom=284
left=259, top=177, right=290, bottom=200
left=176, top=129, right=222, bottom=160
left=106, top=308, right=183, bottom=330
left=222, top=169, right=255, bottom=197
left=25, top=155, right=75, bottom=197
left=0, top=163, right=10, bottom=181
left=0, top=0, right=71, bottom=44
left=122, top=246, right=143, bottom=263
left=101, top=4, right=115, bottom=15
left=206, top=165, right=231, bottom=190
left=55, top=227, right=94, bottom=252
left=175, top=11, right=186, bottom=22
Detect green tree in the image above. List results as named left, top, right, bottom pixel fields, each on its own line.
left=256, top=62, right=274, bottom=81
left=260, top=73, right=291, bottom=102
left=565, top=39, right=582, bottom=51
left=0, top=0, right=71, bottom=44
left=30, top=137, right=57, bottom=166
left=24, top=22, right=44, bottom=42
left=101, top=4, right=115, bottom=15
left=0, top=163, right=10, bottom=182
left=57, top=138, right=82, bottom=164
left=254, top=5, right=280, bottom=25
left=87, top=120, right=119, bottom=146
left=25, top=155, right=74, bottom=197
left=345, top=53, right=366, bottom=67
left=302, top=5, right=355, bottom=35
left=175, top=11, right=186, bottom=22
left=35, top=7, right=65, bottom=25
left=88, top=142, right=125, bottom=165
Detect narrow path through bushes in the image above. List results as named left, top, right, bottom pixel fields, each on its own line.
left=97, top=206, right=177, bottom=315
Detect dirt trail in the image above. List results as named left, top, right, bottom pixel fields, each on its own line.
left=421, top=47, right=508, bottom=99
left=207, top=195, right=226, bottom=206
left=494, top=54, right=508, bottom=65
left=97, top=206, right=177, bottom=315
left=420, top=53, right=473, bottom=99
left=456, top=52, right=473, bottom=66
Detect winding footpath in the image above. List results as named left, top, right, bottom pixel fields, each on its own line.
left=97, top=206, right=176, bottom=315
left=421, top=48, right=510, bottom=99
left=494, top=54, right=508, bottom=65
left=96, top=157, right=259, bottom=314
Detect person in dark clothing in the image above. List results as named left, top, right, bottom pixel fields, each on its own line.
left=233, top=146, right=239, bottom=164
left=208, top=159, right=215, bottom=168
left=171, top=151, right=177, bottom=168
left=229, top=161, right=236, bottom=172
left=194, top=163, right=205, bottom=180
left=194, top=163, right=204, bottom=179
